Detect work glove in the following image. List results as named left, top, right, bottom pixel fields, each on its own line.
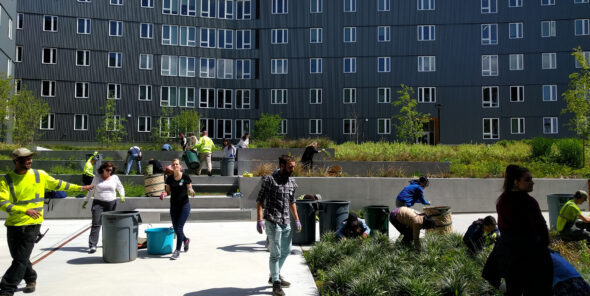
left=160, top=192, right=166, bottom=200
left=295, top=220, right=302, bottom=232
left=188, top=190, right=195, bottom=197
left=256, top=220, right=265, bottom=234
left=120, top=196, right=125, bottom=203
left=82, top=201, right=87, bottom=209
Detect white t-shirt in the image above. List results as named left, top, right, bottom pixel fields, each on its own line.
left=237, top=138, right=249, bottom=148
left=85, top=175, right=125, bottom=202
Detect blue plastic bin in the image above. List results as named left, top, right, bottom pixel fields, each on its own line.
left=145, top=227, right=174, bottom=255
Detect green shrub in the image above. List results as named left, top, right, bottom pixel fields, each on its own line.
left=123, top=182, right=145, bottom=197
left=552, top=138, right=583, bottom=168
left=530, top=137, right=555, bottom=159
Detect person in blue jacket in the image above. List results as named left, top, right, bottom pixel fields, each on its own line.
left=395, top=176, right=430, bottom=208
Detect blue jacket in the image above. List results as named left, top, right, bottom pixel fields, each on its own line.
left=396, top=180, right=430, bottom=207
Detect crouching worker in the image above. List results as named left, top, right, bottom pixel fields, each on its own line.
left=395, top=176, right=430, bottom=208
left=557, top=190, right=590, bottom=242
left=463, top=215, right=499, bottom=254
left=389, top=206, right=436, bottom=250
left=336, top=213, right=370, bottom=240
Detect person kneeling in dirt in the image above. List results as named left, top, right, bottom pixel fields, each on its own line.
left=336, top=212, right=370, bottom=240
left=463, top=215, right=499, bottom=254
left=389, top=206, right=436, bottom=250
left=557, top=190, right=590, bottom=242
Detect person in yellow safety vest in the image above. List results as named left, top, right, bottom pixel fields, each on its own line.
left=556, top=190, right=590, bottom=242
left=0, top=148, right=93, bottom=296
left=194, top=130, right=214, bottom=176
left=82, top=151, right=99, bottom=186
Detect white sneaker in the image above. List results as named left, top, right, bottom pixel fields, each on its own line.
left=170, top=250, right=180, bottom=260
left=88, top=246, right=96, bottom=254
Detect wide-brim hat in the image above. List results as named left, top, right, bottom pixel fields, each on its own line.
left=12, top=148, right=36, bottom=159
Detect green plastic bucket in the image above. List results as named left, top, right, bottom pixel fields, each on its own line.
left=364, top=205, right=390, bottom=235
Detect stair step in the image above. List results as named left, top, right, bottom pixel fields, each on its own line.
left=136, top=208, right=254, bottom=223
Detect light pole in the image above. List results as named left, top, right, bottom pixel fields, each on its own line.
left=435, top=103, right=442, bottom=144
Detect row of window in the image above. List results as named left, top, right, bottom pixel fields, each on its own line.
left=482, top=0, right=588, bottom=14
left=483, top=117, right=559, bottom=139
left=481, top=20, right=590, bottom=44
left=480, top=53, right=590, bottom=76
left=268, top=56, right=436, bottom=74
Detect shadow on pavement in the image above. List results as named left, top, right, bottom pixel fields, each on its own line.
left=217, top=241, right=267, bottom=253
left=66, top=256, right=104, bottom=265
left=137, top=249, right=173, bottom=259
left=40, top=246, right=87, bottom=253
left=184, top=286, right=272, bottom=296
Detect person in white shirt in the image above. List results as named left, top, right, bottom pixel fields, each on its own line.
left=237, top=133, right=250, bottom=148
left=82, top=162, right=125, bottom=254
left=222, top=138, right=237, bottom=159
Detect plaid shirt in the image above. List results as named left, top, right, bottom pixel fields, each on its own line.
left=256, top=171, right=297, bottom=225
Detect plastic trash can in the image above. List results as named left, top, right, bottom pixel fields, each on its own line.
left=547, top=194, right=574, bottom=230
left=318, top=200, right=350, bottom=238
left=221, top=158, right=235, bottom=176
left=291, top=200, right=317, bottom=245
left=145, top=227, right=174, bottom=255
left=364, top=205, right=390, bottom=235
left=183, top=150, right=200, bottom=169
left=102, top=211, right=142, bottom=263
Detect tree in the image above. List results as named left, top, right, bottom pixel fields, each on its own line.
left=9, top=88, right=50, bottom=145
left=562, top=47, right=590, bottom=166
left=392, top=84, right=430, bottom=144
left=151, top=107, right=174, bottom=144
left=254, top=113, right=283, bottom=141
left=96, top=99, right=127, bottom=146
left=0, top=76, right=12, bottom=141
left=171, top=109, right=200, bottom=136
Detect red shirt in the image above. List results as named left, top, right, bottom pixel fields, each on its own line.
left=497, top=191, right=549, bottom=246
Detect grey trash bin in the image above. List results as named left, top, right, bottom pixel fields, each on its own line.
left=547, top=194, right=574, bottom=230
left=318, top=200, right=350, bottom=238
left=221, top=158, right=235, bottom=176
left=102, top=211, right=142, bottom=263
left=291, top=199, right=317, bottom=245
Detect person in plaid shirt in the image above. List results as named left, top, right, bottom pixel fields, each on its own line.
left=256, top=155, right=301, bottom=296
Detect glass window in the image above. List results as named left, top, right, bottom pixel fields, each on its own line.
left=417, top=0, right=434, bottom=10
left=343, top=119, right=356, bottom=134
left=138, top=116, right=151, bottom=132
left=418, top=56, right=436, bottom=72
left=575, top=19, right=590, bottom=36
left=271, top=89, right=288, bottom=104
left=107, top=83, right=121, bottom=100
left=109, top=21, right=123, bottom=37
left=200, top=58, right=215, bottom=78
left=235, top=90, right=251, bottom=109
left=542, top=53, right=557, bottom=69
left=142, top=0, right=154, bottom=8
left=43, top=15, right=58, bottom=32
left=271, top=29, right=288, bottom=44
left=160, top=86, right=177, bottom=107
left=575, top=51, right=590, bottom=68
left=42, top=48, right=57, bottom=64
left=310, top=58, right=322, bottom=74
left=217, top=89, right=233, bottom=109
left=310, top=119, right=322, bottom=135
left=482, top=86, right=499, bottom=108
left=378, top=87, right=391, bottom=103
left=140, top=23, right=153, bottom=39
left=481, top=0, right=497, bottom=13
left=310, top=88, right=322, bottom=104
left=178, top=56, right=196, bottom=77
left=74, top=114, right=89, bottom=131
left=509, top=23, right=523, bottom=39
left=40, top=113, right=55, bottom=130
left=77, top=18, right=91, bottom=34
left=199, top=89, right=215, bottom=108
left=343, top=57, right=356, bottom=73
left=216, top=59, right=234, bottom=79
left=417, top=25, right=435, bottom=41
left=108, top=52, right=122, bottom=68
left=541, top=21, right=556, bottom=38
left=280, top=120, right=288, bottom=135
left=163, top=0, right=179, bottom=14
left=272, top=0, right=288, bottom=14
left=481, top=55, right=498, bottom=76
left=543, top=117, right=558, bottom=134
left=542, top=85, right=557, bottom=101
left=200, top=28, right=216, bottom=47
left=511, top=118, right=525, bottom=134
left=76, top=50, right=90, bottom=66
left=218, top=29, right=234, bottom=49
left=310, top=28, right=323, bottom=43
left=15, top=46, right=22, bottom=62
left=417, top=87, right=436, bottom=103
left=161, top=55, right=178, bottom=76
left=17, top=13, right=23, bottom=29
left=236, top=0, right=251, bottom=19
left=509, top=0, right=522, bottom=7
left=343, top=88, right=356, bottom=103
left=139, top=54, right=153, bottom=70
left=236, top=30, right=251, bottom=49
left=378, top=57, right=390, bottom=72
left=378, top=118, right=391, bottom=134
left=482, top=118, right=499, bottom=139
left=41, top=80, right=56, bottom=97
left=378, top=26, right=390, bottom=42
left=201, top=0, right=216, bottom=17
left=219, top=0, right=234, bottom=19
left=344, top=0, right=356, bottom=12
left=236, top=59, right=251, bottom=79
left=271, top=59, right=288, bottom=74
left=217, top=119, right=233, bottom=139
left=541, top=0, right=555, bottom=6
left=139, top=85, right=152, bottom=101
left=179, top=26, right=196, bottom=46
left=510, top=86, right=524, bottom=102
left=110, top=0, right=123, bottom=5
left=310, top=0, right=322, bottom=13
left=162, top=25, right=179, bottom=45
left=378, top=0, right=390, bottom=11
left=75, top=82, right=89, bottom=98
left=180, top=0, right=197, bottom=16
left=343, top=27, right=356, bottom=42
left=235, top=119, right=250, bottom=138
left=509, top=54, right=524, bottom=71
left=481, top=24, right=497, bottom=45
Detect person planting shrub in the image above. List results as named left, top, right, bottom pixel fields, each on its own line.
left=463, top=215, right=499, bottom=254
left=395, top=176, right=430, bottom=208
left=556, top=190, right=590, bottom=243
left=389, top=206, right=436, bottom=250
left=336, top=212, right=370, bottom=240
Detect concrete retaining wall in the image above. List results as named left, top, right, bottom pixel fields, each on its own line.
left=236, top=148, right=334, bottom=161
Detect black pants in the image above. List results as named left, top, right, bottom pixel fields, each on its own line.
left=170, top=202, right=191, bottom=251
left=82, top=174, right=93, bottom=186
left=89, top=200, right=117, bottom=248
left=389, top=212, right=413, bottom=245
left=0, top=224, right=41, bottom=293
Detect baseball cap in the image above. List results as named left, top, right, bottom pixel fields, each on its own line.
left=12, top=148, right=36, bottom=159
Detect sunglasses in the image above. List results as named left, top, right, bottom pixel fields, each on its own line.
left=104, top=168, right=113, bottom=172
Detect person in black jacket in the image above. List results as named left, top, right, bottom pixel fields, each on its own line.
left=301, top=142, right=324, bottom=172
left=463, top=215, right=499, bottom=254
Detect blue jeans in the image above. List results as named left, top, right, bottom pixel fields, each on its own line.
left=265, top=220, right=292, bottom=283
left=170, top=202, right=191, bottom=251
left=125, top=154, right=141, bottom=175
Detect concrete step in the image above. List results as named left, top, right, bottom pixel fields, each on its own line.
left=137, top=208, right=255, bottom=223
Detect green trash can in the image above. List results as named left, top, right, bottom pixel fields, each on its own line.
left=291, top=200, right=317, bottom=245
left=183, top=150, right=200, bottom=170
left=221, top=158, right=235, bottom=176
left=364, top=205, right=390, bottom=235
left=547, top=194, right=574, bottom=230
left=318, top=200, right=350, bottom=238
left=102, top=211, right=142, bottom=263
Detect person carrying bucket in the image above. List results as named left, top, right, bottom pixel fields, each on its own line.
left=389, top=206, right=436, bottom=250
left=336, top=212, right=370, bottom=240
left=395, top=176, right=430, bottom=208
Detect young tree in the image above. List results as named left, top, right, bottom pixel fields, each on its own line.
left=254, top=113, right=283, bottom=141
left=9, top=88, right=50, bottom=145
left=96, top=99, right=127, bottom=146
left=0, top=76, right=12, bottom=141
left=392, top=84, right=430, bottom=144
left=171, top=109, right=200, bottom=136
left=562, top=47, right=590, bottom=166
left=152, top=107, right=174, bottom=144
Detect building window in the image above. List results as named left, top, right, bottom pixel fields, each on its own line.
left=217, top=89, right=233, bottom=109
left=272, top=0, right=288, bottom=14
left=138, top=116, right=151, bottom=132
left=236, top=90, right=251, bottom=109
left=482, top=55, right=498, bottom=76
left=344, top=0, right=356, bottom=12
left=216, top=119, right=233, bottom=139
left=417, top=87, right=436, bottom=103
left=509, top=54, right=524, bottom=71
left=378, top=87, right=391, bottom=103
left=43, top=16, right=58, bottom=32
left=510, top=86, right=524, bottom=102
left=140, top=23, right=153, bottom=39
left=218, top=29, right=234, bottom=49
left=75, top=82, right=89, bottom=98
left=509, top=0, right=522, bottom=7
left=235, top=119, right=250, bottom=138
left=417, top=0, right=434, bottom=10
left=40, top=113, right=55, bottom=130
left=236, top=30, right=251, bottom=49
left=219, top=0, right=234, bottom=19
left=575, top=0, right=589, bottom=3
left=511, top=118, right=525, bottom=134
left=236, top=59, right=252, bottom=79
left=543, top=117, right=558, bottom=134
left=180, top=0, right=197, bottom=16
left=106, top=115, right=122, bottom=132
left=110, top=0, right=123, bottom=5
left=178, top=87, right=195, bottom=107
left=107, top=83, right=121, bottom=100
left=199, top=88, right=215, bottom=108
left=575, top=19, right=590, bottom=36
left=163, top=0, right=178, bottom=14
left=417, top=25, right=435, bottom=41
left=200, top=28, right=217, bottom=47
left=41, top=81, right=56, bottom=97
left=271, top=59, right=288, bottom=74
left=542, top=85, right=557, bottom=101
left=271, top=89, right=288, bottom=104
left=378, top=0, right=390, bottom=11
left=343, top=119, right=356, bottom=134
left=343, top=27, right=356, bottom=42
left=482, top=86, right=499, bottom=108
left=483, top=118, right=499, bottom=139
left=311, top=0, right=323, bottom=13
left=216, top=59, right=233, bottom=79
left=271, top=29, right=288, bottom=44
left=160, top=86, right=177, bottom=107
left=200, top=119, right=215, bottom=135
left=139, top=85, right=152, bottom=101
left=378, top=57, right=390, bottom=72
left=75, top=50, right=89, bottom=66
left=343, top=88, right=356, bottom=104
left=310, top=28, right=323, bottom=43
left=108, top=52, right=122, bottom=68
left=418, top=56, right=436, bottom=72
left=200, top=58, right=215, bottom=78
left=163, top=25, right=179, bottom=45
left=378, top=118, right=391, bottom=134
left=15, top=46, right=22, bottom=62
left=17, top=13, right=23, bottom=29
left=109, top=21, right=123, bottom=37
left=74, top=114, right=89, bottom=131
left=142, top=0, right=154, bottom=8
left=541, top=21, right=556, bottom=38
left=236, top=0, right=251, bottom=19
left=378, top=26, right=390, bottom=42
left=481, top=24, right=498, bottom=45
left=77, top=18, right=91, bottom=34
left=542, top=53, right=557, bottom=69
left=343, top=57, right=356, bottom=73
left=139, top=54, right=153, bottom=70
left=509, top=23, right=523, bottom=39
left=280, top=120, right=288, bottom=135
left=541, top=0, right=555, bottom=6
left=310, top=58, right=322, bottom=74
left=310, top=119, right=322, bottom=135
left=42, top=48, right=57, bottom=64
left=161, top=55, right=179, bottom=76
left=310, top=89, right=322, bottom=104
left=481, top=0, right=497, bottom=13
left=575, top=51, right=590, bottom=68
left=198, top=0, right=214, bottom=17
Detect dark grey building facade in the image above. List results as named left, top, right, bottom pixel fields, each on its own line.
left=13, top=0, right=590, bottom=144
